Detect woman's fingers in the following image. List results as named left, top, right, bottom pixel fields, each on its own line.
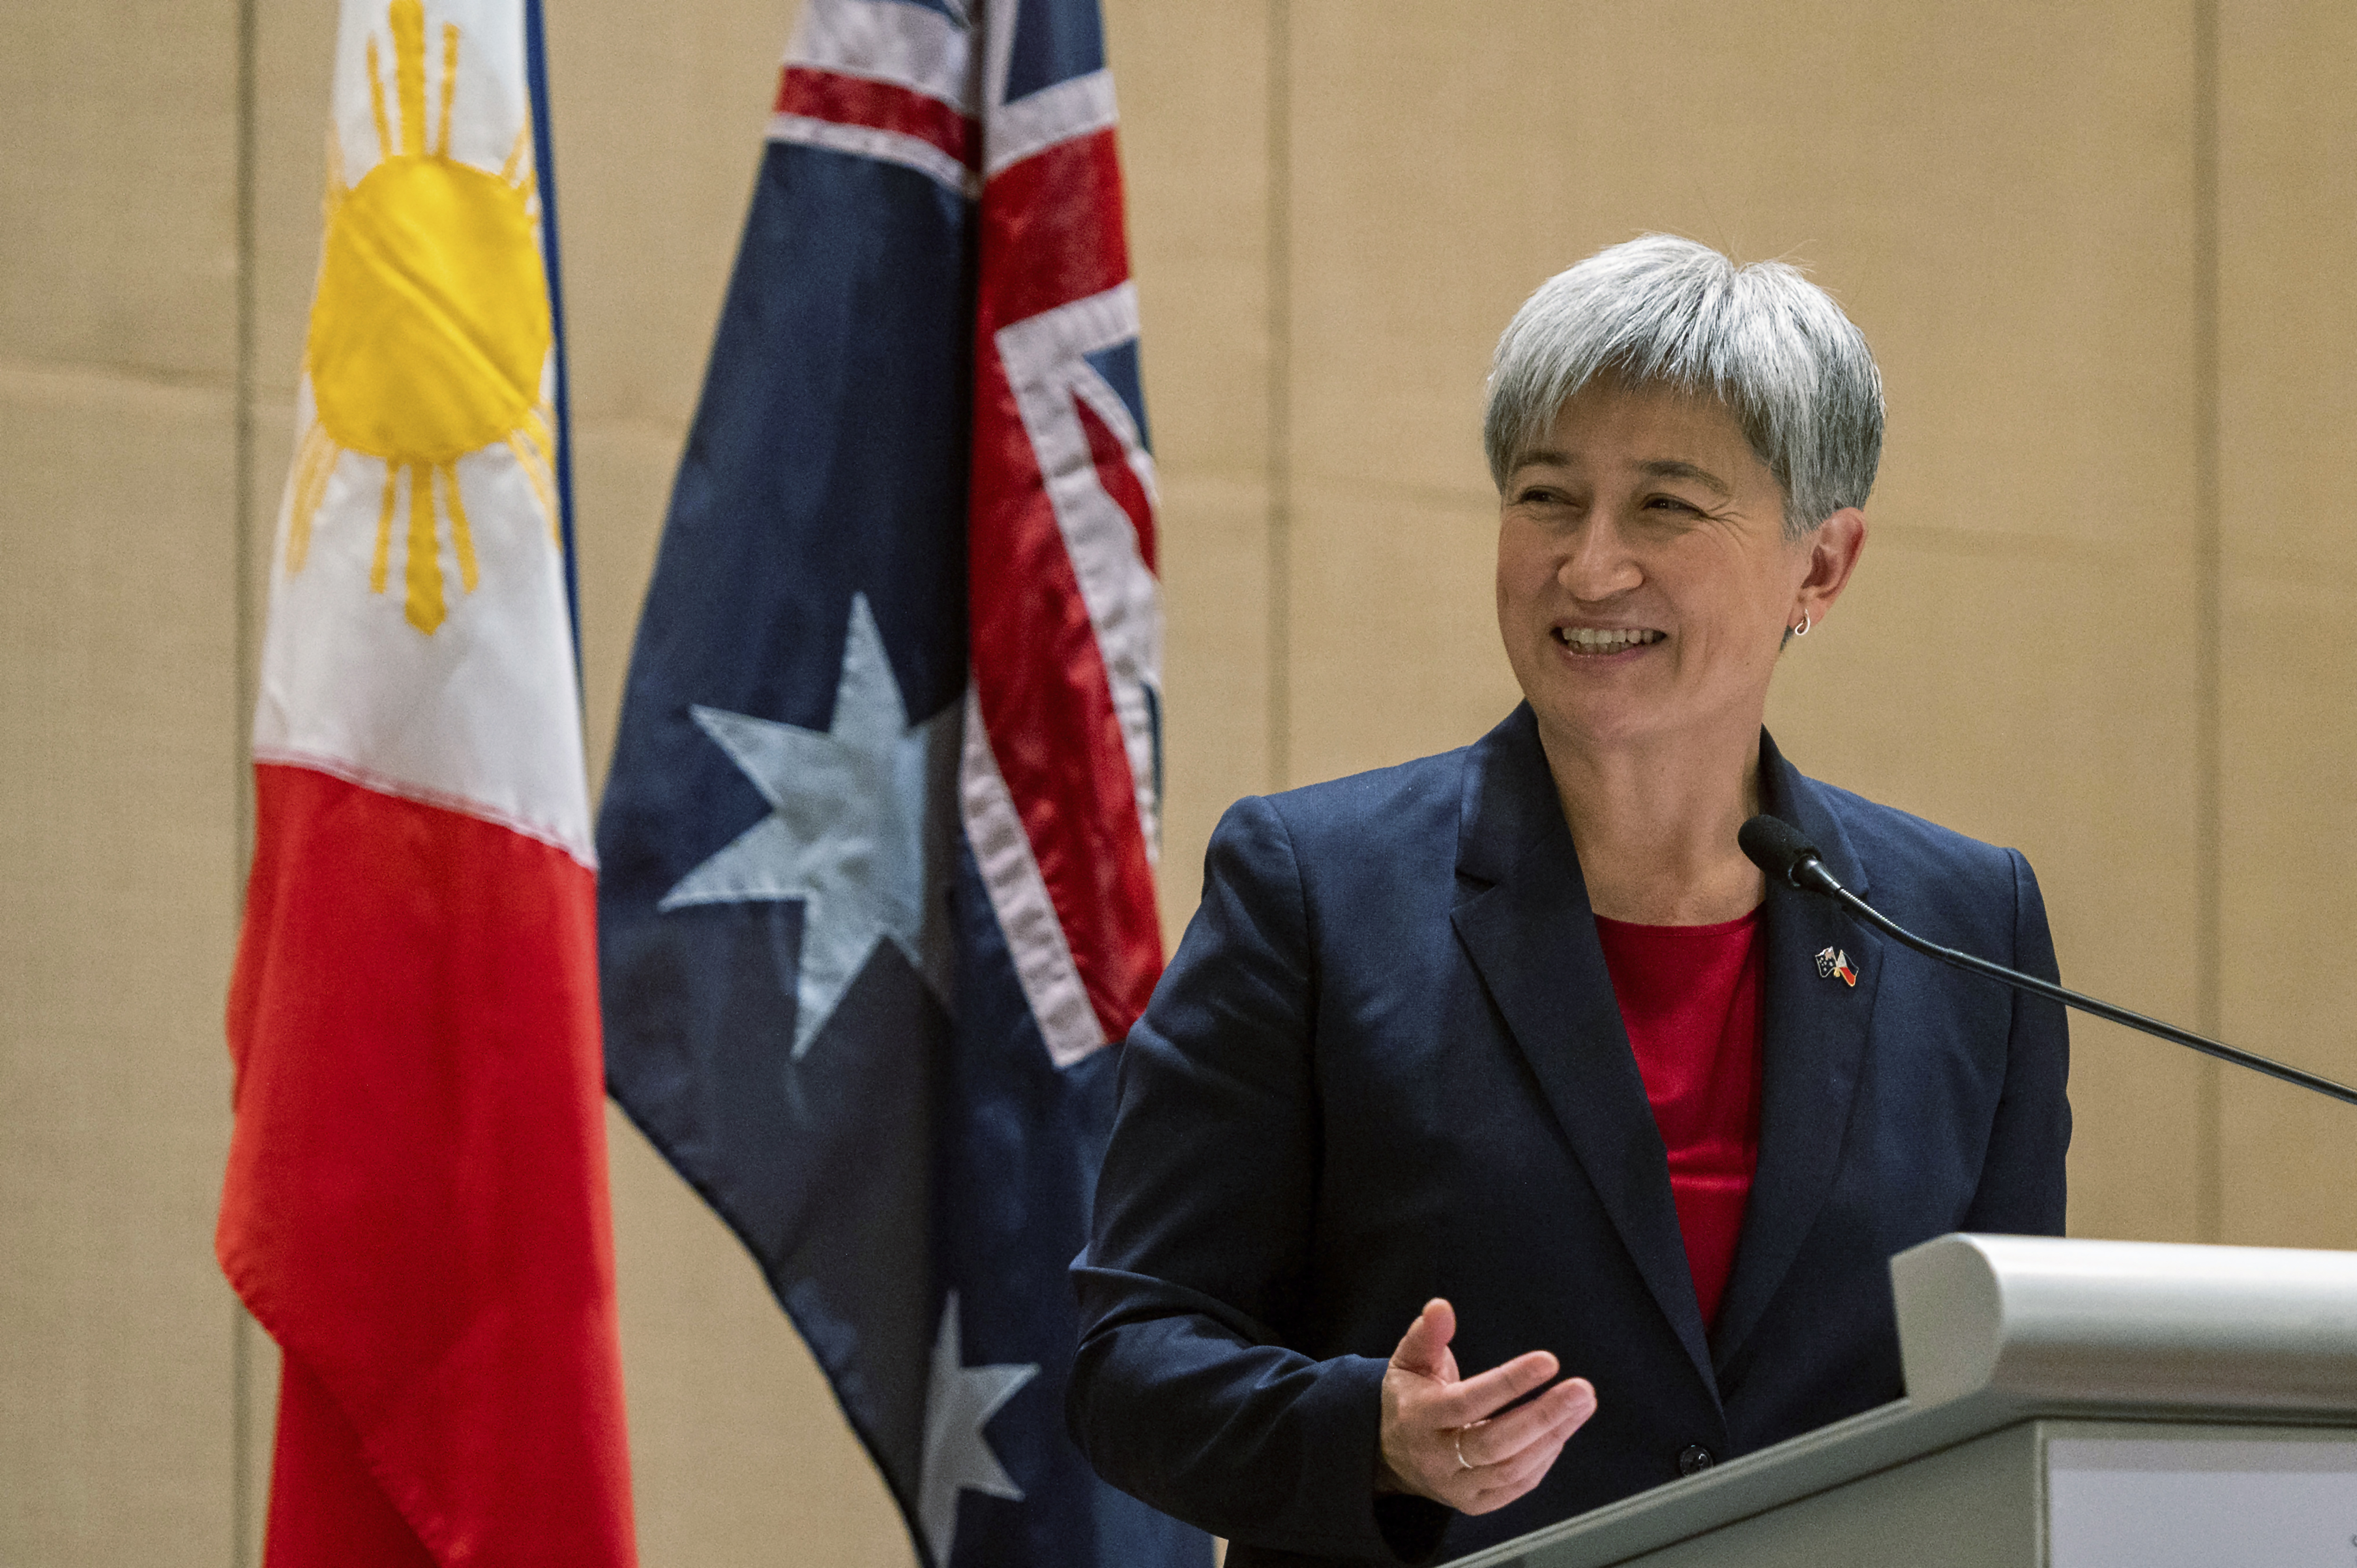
left=1452, top=1376, right=1596, bottom=1468
left=1442, top=1378, right=1597, bottom=1514
left=1462, top=1435, right=1570, bottom=1515
left=1467, top=1445, right=1558, bottom=1510
left=1461, top=1393, right=1596, bottom=1512
left=1420, top=1347, right=1561, bottom=1429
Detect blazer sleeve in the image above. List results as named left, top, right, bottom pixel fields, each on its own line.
left=1959, top=848, right=2072, bottom=1234
left=1067, top=795, right=1450, bottom=1565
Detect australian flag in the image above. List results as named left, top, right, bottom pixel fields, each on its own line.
left=595, top=2, right=1205, bottom=1566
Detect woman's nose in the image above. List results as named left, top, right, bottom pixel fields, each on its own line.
left=1558, top=516, right=1643, bottom=600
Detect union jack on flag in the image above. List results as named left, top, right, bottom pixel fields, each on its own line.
left=595, top=1, right=1203, bottom=1564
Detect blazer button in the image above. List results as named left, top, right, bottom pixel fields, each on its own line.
left=1677, top=1444, right=1716, bottom=1477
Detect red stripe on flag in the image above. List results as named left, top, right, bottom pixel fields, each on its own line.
left=1075, top=393, right=1155, bottom=572
left=971, top=121, right=1160, bottom=1043
left=977, top=131, right=1131, bottom=329
left=968, top=348, right=1162, bottom=1041
left=220, top=764, right=635, bottom=1568
left=775, top=66, right=975, bottom=168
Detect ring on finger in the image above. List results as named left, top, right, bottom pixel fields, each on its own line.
left=1454, top=1428, right=1474, bottom=1471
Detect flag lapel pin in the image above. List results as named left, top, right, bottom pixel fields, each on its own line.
left=1815, top=946, right=1859, bottom=987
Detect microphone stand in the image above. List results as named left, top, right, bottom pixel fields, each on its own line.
left=1745, top=819, right=2357, bottom=1110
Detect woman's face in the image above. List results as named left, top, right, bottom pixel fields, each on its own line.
left=1495, top=378, right=1858, bottom=762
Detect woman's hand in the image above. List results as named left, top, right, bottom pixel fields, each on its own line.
left=1375, top=1298, right=1598, bottom=1515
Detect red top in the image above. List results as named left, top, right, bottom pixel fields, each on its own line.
left=1592, top=909, right=1766, bottom=1330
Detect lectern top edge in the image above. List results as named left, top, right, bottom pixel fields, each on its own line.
left=1892, top=1232, right=2357, bottom=1415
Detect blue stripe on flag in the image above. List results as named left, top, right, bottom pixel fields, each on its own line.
left=1004, top=0, right=1105, bottom=102
left=523, top=0, right=580, bottom=669
left=1081, top=340, right=1149, bottom=451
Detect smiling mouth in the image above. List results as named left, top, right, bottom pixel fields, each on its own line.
left=1555, top=627, right=1664, bottom=655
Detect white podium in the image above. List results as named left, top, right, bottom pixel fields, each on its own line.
left=1456, top=1234, right=2357, bottom=1568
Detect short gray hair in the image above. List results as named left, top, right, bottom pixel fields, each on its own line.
left=1483, top=234, right=1884, bottom=536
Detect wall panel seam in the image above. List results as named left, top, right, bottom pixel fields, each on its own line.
left=2191, top=0, right=2223, bottom=1245
left=230, top=0, right=260, bottom=1560
left=1266, top=0, right=1292, bottom=793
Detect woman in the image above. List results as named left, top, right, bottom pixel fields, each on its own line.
left=1068, top=235, right=2070, bottom=1567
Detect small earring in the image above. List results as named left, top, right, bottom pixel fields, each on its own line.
left=1791, top=612, right=1812, bottom=638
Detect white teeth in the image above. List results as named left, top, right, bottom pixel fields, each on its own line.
left=1558, top=627, right=1660, bottom=651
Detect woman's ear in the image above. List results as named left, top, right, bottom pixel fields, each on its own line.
left=1795, top=508, right=1868, bottom=626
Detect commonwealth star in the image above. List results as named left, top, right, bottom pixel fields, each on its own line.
left=919, top=1290, right=1038, bottom=1567
left=660, top=593, right=958, bottom=1057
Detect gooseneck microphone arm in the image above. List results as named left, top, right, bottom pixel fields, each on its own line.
left=1737, top=815, right=2357, bottom=1109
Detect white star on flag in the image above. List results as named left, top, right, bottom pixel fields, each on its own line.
left=659, top=592, right=958, bottom=1056
left=919, top=1290, right=1037, bottom=1568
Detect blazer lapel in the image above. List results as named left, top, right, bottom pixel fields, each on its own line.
left=1447, top=708, right=1717, bottom=1395
left=1708, top=731, right=1884, bottom=1371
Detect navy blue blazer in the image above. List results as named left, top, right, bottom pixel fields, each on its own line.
left=1069, top=706, right=2070, bottom=1566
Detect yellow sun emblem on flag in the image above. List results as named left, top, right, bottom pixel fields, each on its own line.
left=284, top=0, right=558, bottom=635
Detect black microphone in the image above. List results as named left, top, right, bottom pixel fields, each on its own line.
left=1738, top=814, right=2357, bottom=1109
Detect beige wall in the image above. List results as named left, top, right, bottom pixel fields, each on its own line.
left=6, top=1, right=2356, bottom=1562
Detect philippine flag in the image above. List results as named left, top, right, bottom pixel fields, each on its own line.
left=216, top=3, right=635, bottom=1565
